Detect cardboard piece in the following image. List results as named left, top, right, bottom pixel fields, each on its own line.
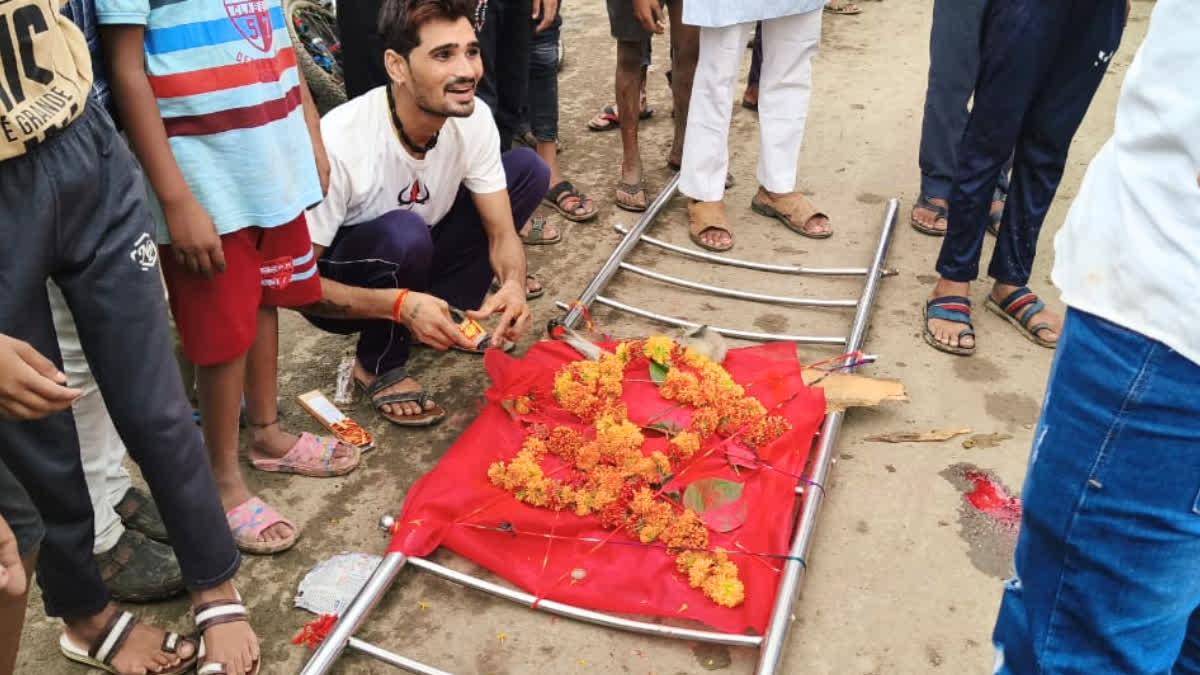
left=802, top=368, right=908, bottom=412
left=297, top=390, right=375, bottom=451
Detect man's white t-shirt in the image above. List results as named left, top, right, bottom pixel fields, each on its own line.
left=306, top=86, right=507, bottom=247
left=1052, top=0, right=1200, bottom=365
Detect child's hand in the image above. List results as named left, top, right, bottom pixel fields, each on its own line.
left=0, top=334, right=80, bottom=420
left=163, top=195, right=226, bottom=278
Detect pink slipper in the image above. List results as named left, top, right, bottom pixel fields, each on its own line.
left=248, top=432, right=360, bottom=477
left=226, top=497, right=297, bottom=555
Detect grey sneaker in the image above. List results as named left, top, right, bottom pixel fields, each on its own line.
left=96, top=529, right=184, bottom=602
left=113, top=487, right=168, bottom=541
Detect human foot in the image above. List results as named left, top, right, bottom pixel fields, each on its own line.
left=752, top=188, right=833, bottom=238
left=911, top=194, right=948, bottom=235
left=687, top=201, right=734, bottom=251
left=986, top=285, right=1060, bottom=348
left=62, top=605, right=196, bottom=675
left=519, top=215, right=560, bottom=245
left=354, top=361, right=445, bottom=427
left=214, top=478, right=295, bottom=549
left=192, top=582, right=260, bottom=675
left=544, top=181, right=598, bottom=222
left=742, top=85, right=759, bottom=110
left=924, top=279, right=975, bottom=353
left=245, top=420, right=357, bottom=476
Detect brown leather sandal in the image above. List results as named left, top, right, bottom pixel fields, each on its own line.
left=751, top=190, right=833, bottom=239
left=687, top=201, right=734, bottom=252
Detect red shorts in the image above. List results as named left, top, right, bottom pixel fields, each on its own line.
left=162, top=213, right=322, bottom=366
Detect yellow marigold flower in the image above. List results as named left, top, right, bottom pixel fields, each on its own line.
left=638, top=524, right=663, bottom=543
left=614, top=341, right=633, bottom=364
left=685, top=553, right=715, bottom=588
left=643, top=335, right=676, bottom=366
left=650, top=451, right=672, bottom=477
left=670, top=432, right=701, bottom=458
left=702, top=571, right=745, bottom=608
left=629, top=487, right=657, bottom=515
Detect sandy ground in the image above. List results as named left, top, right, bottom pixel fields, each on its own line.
left=16, top=1, right=1154, bottom=673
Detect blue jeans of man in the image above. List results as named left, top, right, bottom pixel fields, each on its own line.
left=936, top=0, right=1125, bottom=285
left=993, top=309, right=1200, bottom=674
left=527, top=14, right=562, bottom=142
left=917, top=0, right=1010, bottom=202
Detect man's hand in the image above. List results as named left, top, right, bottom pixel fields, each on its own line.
left=533, top=0, right=559, bottom=32
left=0, top=514, right=26, bottom=597
left=0, top=335, right=80, bottom=421
left=162, top=195, right=225, bottom=278
left=400, top=292, right=476, bottom=351
left=632, top=0, right=665, bottom=35
left=467, top=279, right=531, bottom=347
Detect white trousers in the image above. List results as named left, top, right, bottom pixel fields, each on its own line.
left=48, top=283, right=131, bottom=554
left=679, top=10, right=822, bottom=202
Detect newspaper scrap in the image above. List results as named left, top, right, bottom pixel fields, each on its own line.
left=294, top=552, right=383, bottom=615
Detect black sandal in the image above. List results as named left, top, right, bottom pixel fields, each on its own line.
left=544, top=180, right=598, bottom=222
left=911, top=193, right=948, bottom=236
left=355, top=366, right=446, bottom=427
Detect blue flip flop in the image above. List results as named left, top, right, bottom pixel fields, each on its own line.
left=923, top=296, right=976, bottom=356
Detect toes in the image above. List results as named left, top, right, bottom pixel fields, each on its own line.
left=424, top=399, right=437, bottom=411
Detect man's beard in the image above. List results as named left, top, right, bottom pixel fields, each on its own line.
left=413, top=77, right=477, bottom=118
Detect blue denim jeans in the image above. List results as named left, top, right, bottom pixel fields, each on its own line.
left=935, top=0, right=1124, bottom=286
left=993, top=309, right=1200, bottom=674
left=917, top=0, right=1011, bottom=201
left=527, top=16, right=562, bottom=142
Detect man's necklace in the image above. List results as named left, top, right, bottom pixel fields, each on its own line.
left=387, top=86, right=439, bottom=155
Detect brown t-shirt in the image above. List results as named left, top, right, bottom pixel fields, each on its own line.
left=0, top=0, right=93, bottom=162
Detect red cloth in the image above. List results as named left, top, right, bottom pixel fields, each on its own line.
left=389, top=340, right=825, bottom=634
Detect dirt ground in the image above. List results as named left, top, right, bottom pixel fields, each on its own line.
left=16, top=1, right=1154, bottom=673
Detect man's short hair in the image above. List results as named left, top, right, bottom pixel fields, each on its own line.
left=377, top=0, right=479, bottom=59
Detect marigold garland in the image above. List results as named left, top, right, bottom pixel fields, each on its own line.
left=488, top=337, right=792, bottom=609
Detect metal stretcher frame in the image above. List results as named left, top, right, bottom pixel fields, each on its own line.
left=299, top=177, right=899, bottom=675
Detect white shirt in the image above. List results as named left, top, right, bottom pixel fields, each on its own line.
left=306, top=86, right=506, bottom=247
left=683, top=0, right=823, bottom=28
left=1052, top=0, right=1200, bottom=366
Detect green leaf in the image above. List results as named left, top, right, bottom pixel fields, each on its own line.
left=682, top=478, right=744, bottom=513
left=649, top=361, right=669, bottom=385
left=683, top=478, right=748, bottom=533
left=645, top=421, right=684, bottom=436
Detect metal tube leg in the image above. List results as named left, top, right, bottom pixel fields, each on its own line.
left=299, top=552, right=410, bottom=675
left=561, top=173, right=681, bottom=329
left=753, top=198, right=899, bottom=675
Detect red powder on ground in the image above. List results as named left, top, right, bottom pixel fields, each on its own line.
left=963, top=470, right=1022, bottom=523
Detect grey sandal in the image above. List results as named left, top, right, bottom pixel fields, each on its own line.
left=356, top=366, right=446, bottom=427
left=521, top=214, right=560, bottom=245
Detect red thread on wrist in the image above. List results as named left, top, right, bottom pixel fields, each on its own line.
left=393, top=289, right=410, bottom=323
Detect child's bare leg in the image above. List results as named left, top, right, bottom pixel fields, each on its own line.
left=197, top=353, right=292, bottom=544
left=244, top=307, right=354, bottom=463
